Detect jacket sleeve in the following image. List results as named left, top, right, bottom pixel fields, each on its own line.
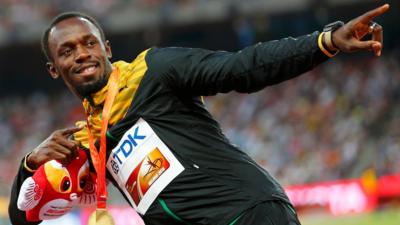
left=8, top=158, right=42, bottom=225
left=152, top=31, right=329, bottom=96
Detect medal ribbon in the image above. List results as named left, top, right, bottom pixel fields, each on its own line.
left=86, top=67, right=120, bottom=209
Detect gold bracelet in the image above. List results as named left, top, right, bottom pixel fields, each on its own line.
left=318, top=32, right=336, bottom=58
left=23, top=152, right=37, bottom=173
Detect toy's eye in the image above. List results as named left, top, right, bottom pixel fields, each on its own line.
left=77, top=161, right=90, bottom=192
left=45, top=161, right=71, bottom=193
left=79, top=176, right=88, bottom=189
left=61, top=177, right=71, bottom=192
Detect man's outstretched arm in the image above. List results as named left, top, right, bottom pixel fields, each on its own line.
left=152, top=4, right=389, bottom=97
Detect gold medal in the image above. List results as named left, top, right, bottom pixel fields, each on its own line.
left=88, top=208, right=115, bottom=225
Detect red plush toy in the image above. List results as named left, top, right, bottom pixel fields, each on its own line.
left=17, top=148, right=97, bottom=221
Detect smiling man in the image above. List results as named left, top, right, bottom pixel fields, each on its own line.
left=9, top=4, right=389, bottom=225
left=44, top=15, right=113, bottom=99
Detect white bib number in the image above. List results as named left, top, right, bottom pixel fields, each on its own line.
left=107, top=118, right=185, bottom=214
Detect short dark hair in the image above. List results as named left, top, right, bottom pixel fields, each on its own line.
left=41, top=12, right=106, bottom=61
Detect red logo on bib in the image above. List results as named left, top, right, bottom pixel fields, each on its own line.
left=125, top=147, right=170, bottom=204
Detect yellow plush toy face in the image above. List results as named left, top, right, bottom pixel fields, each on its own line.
left=45, top=161, right=72, bottom=193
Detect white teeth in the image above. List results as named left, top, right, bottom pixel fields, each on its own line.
left=81, top=66, right=96, bottom=74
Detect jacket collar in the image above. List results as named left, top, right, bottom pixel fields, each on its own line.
left=82, top=66, right=127, bottom=115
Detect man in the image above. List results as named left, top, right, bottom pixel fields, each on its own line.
left=9, top=4, right=389, bottom=225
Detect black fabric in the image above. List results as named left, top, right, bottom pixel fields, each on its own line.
left=9, top=160, right=40, bottom=225
left=234, top=201, right=301, bottom=225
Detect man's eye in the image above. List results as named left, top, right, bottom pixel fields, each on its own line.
left=62, top=49, right=72, bottom=56
left=87, top=41, right=96, bottom=47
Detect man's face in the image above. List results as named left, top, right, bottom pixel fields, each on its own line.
left=47, top=17, right=112, bottom=98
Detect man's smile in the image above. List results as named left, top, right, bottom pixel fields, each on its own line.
left=74, top=63, right=99, bottom=76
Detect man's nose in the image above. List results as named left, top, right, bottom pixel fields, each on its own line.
left=75, top=46, right=91, bottom=63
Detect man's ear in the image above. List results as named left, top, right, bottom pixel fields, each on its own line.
left=46, top=62, right=59, bottom=79
left=105, top=40, right=112, bottom=59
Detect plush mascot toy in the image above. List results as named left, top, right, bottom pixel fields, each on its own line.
left=17, top=148, right=97, bottom=222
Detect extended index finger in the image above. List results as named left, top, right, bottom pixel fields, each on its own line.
left=358, top=4, right=390, bottom=23
left=60, top=126, right=84, bottom=136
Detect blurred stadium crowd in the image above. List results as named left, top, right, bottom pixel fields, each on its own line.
left=0, top=0, right=400, bottom=224
left=206, top=53, right=400, bottom=185
left=2, top=0, right=394, bottom=46
left=0, top=0, right=193, bottom=45
left=0, top=0, right=258, bottom=45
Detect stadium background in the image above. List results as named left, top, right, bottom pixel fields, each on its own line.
left=0, top=0, right=399, bottom=224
